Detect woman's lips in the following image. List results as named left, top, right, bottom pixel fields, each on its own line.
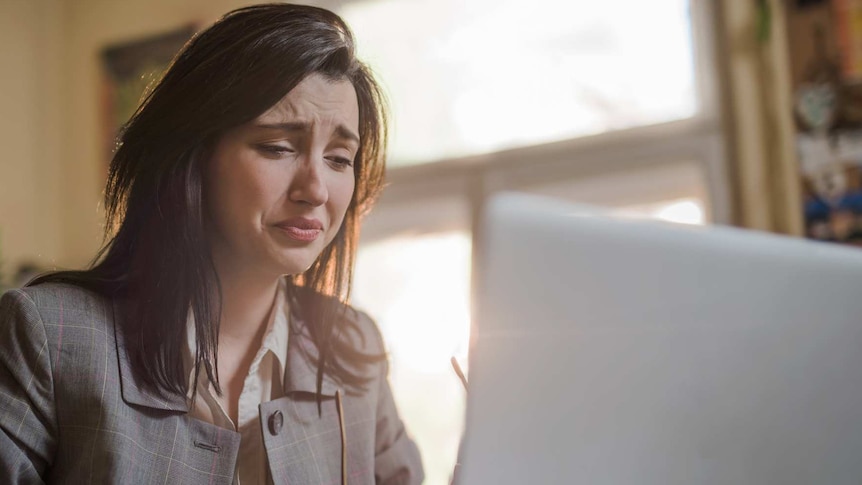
left=273, top=217, right=323, bottom=242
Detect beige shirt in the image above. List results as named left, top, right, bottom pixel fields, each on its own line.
left=184, top=279, right=289, bottom=485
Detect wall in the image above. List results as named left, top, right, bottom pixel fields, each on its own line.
left=0, top=0, right=64, bottom=273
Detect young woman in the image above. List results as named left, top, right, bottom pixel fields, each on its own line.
left=0, top=4, right=423, bottom=484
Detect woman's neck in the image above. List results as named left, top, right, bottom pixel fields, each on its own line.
left=213, top=258, right=281, bottom=348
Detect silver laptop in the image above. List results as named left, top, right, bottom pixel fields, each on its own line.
left=460, top=193, right=862, bottom=485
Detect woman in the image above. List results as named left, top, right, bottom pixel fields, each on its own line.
left=0, top=4, right=423, bottom=484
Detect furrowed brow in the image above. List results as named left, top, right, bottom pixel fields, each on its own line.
left=254, top=122, right=359, bottom=145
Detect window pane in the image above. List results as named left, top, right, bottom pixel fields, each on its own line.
left=353, top=232, right=472, bottom=485
left=342, top=0, right=696, bottom=165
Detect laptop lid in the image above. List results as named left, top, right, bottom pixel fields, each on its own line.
left=461, top=193, right=862, bottom=484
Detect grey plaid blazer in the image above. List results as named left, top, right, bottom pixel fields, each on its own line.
left=0, top=283, right=423, bottom=484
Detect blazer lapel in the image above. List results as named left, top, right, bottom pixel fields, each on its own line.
left=112, top=298, right=188, bottom=412
left=263, top=312, right=343, bottom=483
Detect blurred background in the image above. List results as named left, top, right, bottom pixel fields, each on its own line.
left=2, top=0, right=858, bottom=483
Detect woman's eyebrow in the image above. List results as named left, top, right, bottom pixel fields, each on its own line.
left=254, top=121, right=360, bottom=144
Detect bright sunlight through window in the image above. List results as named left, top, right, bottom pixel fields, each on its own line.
left=342, top=0, right=696, bottom=165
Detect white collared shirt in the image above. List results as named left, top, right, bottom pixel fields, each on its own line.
left=184, top=279, right=289, bottom=485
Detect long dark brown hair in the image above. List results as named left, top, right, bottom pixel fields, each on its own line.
left=29, top=3, right=387, bottom=403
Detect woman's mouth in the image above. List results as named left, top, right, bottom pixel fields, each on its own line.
left=274, top=217, right=323, bottom=242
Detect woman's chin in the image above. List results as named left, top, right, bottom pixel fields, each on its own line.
left=270, top=252, right=319, bottom=276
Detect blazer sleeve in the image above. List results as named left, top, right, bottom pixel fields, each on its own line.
left=0, top=289, right=57, bottom=483
left=371, top=335, right=424, bottom=485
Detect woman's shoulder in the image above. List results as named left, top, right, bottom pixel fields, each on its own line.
left=1, top=282, right=114, bottom=333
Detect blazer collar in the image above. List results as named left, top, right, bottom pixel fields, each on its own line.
left=113, top=296, right=339, bottom=413
left=112, top=298, right=189, bottom=412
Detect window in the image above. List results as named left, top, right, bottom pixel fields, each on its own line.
left=342, top=1, right=727, bottom=483
left=343, top=0, right=698, bottom=166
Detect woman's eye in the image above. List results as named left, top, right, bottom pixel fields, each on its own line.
left=327, top=156, right=354, bottom=169
left=256, top=144, right=294, bottom=156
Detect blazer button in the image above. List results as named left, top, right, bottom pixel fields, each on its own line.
left=268, top=410, right=284, bottom=436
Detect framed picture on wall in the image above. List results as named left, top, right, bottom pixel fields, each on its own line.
left=100, top=26, right=195, bottom=169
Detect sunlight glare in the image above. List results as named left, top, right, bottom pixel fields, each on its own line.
left=353, top=233, right=472, bottom=374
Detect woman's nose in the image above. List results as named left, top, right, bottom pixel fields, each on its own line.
left=288, top=156, right=328, bottom=206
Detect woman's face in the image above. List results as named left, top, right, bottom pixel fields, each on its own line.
left=206, top=73, right=360, bottom=278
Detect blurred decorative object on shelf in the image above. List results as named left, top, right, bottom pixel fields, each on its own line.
left=787, top=1, right=862, bottom=245
left=831, top=1, right=862, bottom=129
left=795, top=23, right=841, bottom=133
left=100, top=26, right=195, bottom=165
left=798, top=132, right=862, bottom=244
left=834, top=0, right=862, bottom=81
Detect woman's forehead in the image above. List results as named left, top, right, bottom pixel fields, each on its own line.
left=257, top=74, right=359, bottom=128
